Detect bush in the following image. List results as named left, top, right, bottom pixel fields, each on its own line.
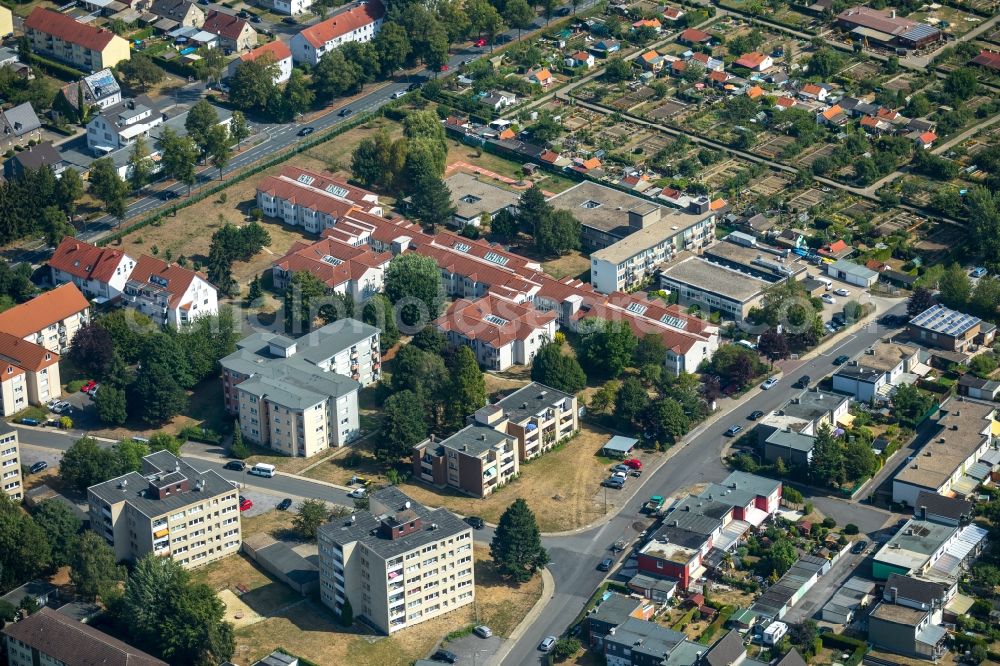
left=821, top=517, right=836, bottom=528
left=820, top=633, right=866, bottom=651
left=178, top=424, right=221, bottom=444
left=552, top=637, right=581, bottom=662
left=843, top=523, right=859, bottom=535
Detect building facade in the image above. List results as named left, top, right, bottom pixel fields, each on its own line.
left=24, top=8, right=130, bottom=72
left=87, top=450, right=242, bottom=569
left=86, top=96, right=163, bottom=153
left=318, top=487, right=475, bottom=634
left=227, top=40, right=293, bottom=83
left=0, top=283, right=90, bottom=354
left=123, top=255, right=219, bottom=328
left=0, top=423, right=21, bottom=500
left=49, top=237, right=137, bottom=301
left=0, top=332, right=61, bottom=417
left=290, top=0, right=385, bottom=65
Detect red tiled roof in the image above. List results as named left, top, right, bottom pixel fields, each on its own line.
left=202, top=10, right=252, bottom=41
left=540, top=149, right=559, bottom=163
left=972, top=49, right=1000, bottom=70
left=25, top=8, right=119, bottom=52
left=801, top=83, right=823, bottom=95
left=297, top=0, right=384, bottom=48
left=240, top=39, right=291, bottom=63
left=708, top=70, right=729, bottom=83
left=274, top=237, right=390, bottom=289
left=820, top=104, right=845, bottom=121
left=49, top=237, right=132, bottom=284
left=918, top=131, right=937, bottom=144
left=0, top=284, right=89, bottom=339
left=633, top=18, right=661, bottom=28
left=680, top=28, right=711, bottom=43
left=664, top=7, right=683, bottom=19
left=0, top=331, right=59, bottom=373
left=436, top=295, right=557, bottom=348
left=734, top=52, right=769, bottom=69
left=128, top=255, right=201, bottom=308
left=775, top=96, right=795, bottom=108
left=819, top=239, right=851, bottom=256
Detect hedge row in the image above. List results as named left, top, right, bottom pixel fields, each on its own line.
left=820, top=633, right=866, bottom=651
left=98, top=110, right=376, bottom=247
left=25, top=52, right=85, bottom=81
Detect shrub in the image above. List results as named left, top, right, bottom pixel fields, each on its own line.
left=822, top=517, right=836, bottom=528
left=843, top=523, right=859, bottom=535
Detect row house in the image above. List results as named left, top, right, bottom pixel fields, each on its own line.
left=637, top=472, right=781, bottom=589
left=291, top=0, right=384, bottom=65
left=256, top=165, right=382, bottom=234
left=0, top=283, right=90, bottom=354
left=412, top=381, right=578, bottom=496
left=24, top=8, right=130, bottom=72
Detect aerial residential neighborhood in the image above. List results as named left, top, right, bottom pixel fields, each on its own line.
left=0, top=0, right=999, bottom=663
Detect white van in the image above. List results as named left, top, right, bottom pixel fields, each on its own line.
left=249, top=463, right=276, bottom=478
left=817, top=277, right=833, bottom=291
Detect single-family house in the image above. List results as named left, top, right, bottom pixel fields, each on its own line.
left=3, top=141, right=67, bottom=180
left=149, top=0, right=205, bottom=29
left=708, top=70, right=732, bottom=87
left=663, top=6, right=685, bottom=21
left=564, top=51, right=594, bottom=69
left=679, top=28, right=711, bottom=45
left=591, top=39, right=620, bottom=56
left=818, top=239, right=853, bottom=259
left=202, top=10, right=257, bottom=51
left=690, top=51, right=724, bottom=71
left=528, top=68, right=553, bottom=86
left=798, top=83, right=828, bottom=101
left=640, top=50, right=664, bottom=71
left=914, top=131, right=937, bottom=149
left=0, top=102, right=41, bottom=148
left=633, top=17, right=661, bottom=31
left=746, top=84, right=764, bottom=99
left=734, top=52, right=773, bottom=71
left=774, top=96, right=796, bottom=110
left=971, top=49, right=1000, bottom=72
left=817, top=104, right=848, bottom=126
left=227, top=40, right=293, bottom=83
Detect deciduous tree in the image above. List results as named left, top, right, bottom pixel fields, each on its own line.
left=71, top=531, right=125, bottom=600
left=531, top=342, right=586, bottom=393
left=33, top=499, right=81, bottom=567
left=384, top=253, right=444, bottom=328
left=293, top=499, right=330, bottom=540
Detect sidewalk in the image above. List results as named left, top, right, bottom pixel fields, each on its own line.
left=486, top=567, right=555, bottom=666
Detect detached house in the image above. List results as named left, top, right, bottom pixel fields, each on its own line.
left=202, top=10, right=257, bottom=52
left=149, top=0, right=205, bottom=29
left=49, top=237, right=137, bottom=301
left=24, top=7, right=130, bottom=72
left=817, top=104, right=848, bottom=126
left=565, top=51, right=595, bottom=69
left=226, top=39, right=293, bottom=83
left=124, top=255, right=219, bottom=328
left=86, top=95, right=163, bottom=153
left=528, top=68, right=554, bottom=86
left=798, top=83, right=828, bottom=101
left=290, top=0, right=384, bottom=66
left=632, top=17, right=661, bottom=32
left=733, top=52, right=772, bottom=71
left=640, top=50, right=665, bottom=71
left=679, top=28, right=711, bottom=45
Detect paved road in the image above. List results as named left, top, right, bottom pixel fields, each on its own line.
left=497, top=302, right=907, bottom=666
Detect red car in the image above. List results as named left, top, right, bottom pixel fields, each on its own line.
left=623, top=458, right=643, bottom=470
left=239, top=496, right=252, bottom=511
left=439, top=64, right=450, bottom=71
left=474, top=38, right=487, bottom=47
left=80, top=380, right=97, bottom=393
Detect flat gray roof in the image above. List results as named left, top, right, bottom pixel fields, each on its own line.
left=591, top=209, right=715, bottom=265
left=548, top=181, right=664, bottom=237
left=780, top=390, right=847, bottom=423
left=873, top=518, right=957, bottom=572
left=765, top=430, right=816, bottom=453
left=438, top=424, right=512, bottom=458
left=660, top=256, right=767, bottom=303
left=702, top=241, right=806, bottom=281
left=493, top=382, right=574, bottom=424
left=445, top=172, right=519, bottom=222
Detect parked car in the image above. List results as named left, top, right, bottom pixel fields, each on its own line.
left=282, top=16, right=297, bottom=24
left=224, top=460, right=246, bottom=471
left=598, top=557, right=613, bottom=571
left=612, top=464, right=630, bottom=474
left=250, top=14, right=262, bottom=22
left=970, top=267, right=988, bottom=278
left=277, top=498, right=293, bottom=511
left=431, top=649, right=457, bottom=664
left=834, top=288, right=850, bottom=297
left=239, top=496, right=252, bottom=511
left=474, top=37, right=487, bottom=46
left=391, top=90, right=405, bottom=99
left=851, top=540, right=868, bottom=554
left=761, top=377, right=778, bottom=390
left=87, top=384, right=99, bottom=397
left=81, top=380, right=97, bottom=393
left=725, top=425, right=743, bottom=437
left=821, top=294, right=837, bottom=305
left=466, top=516, right=485, bottom=529
left=833, top=354, right=850, bottom=365
left=474, top=625, right=493, bottom=638
left=556, top=6, right=571, bottom=14
left=539, top=636, right=557, bottom=652
left=50, top=401, right=72, bottom=414
left=796, top=375, right=811, bottom=388
left=29, top=461, right=48, bottom=474
left=297, top=126, right=315, bottom=136
left=602, top=477, right=624, bottom=489
left=348, top=488, right=367, bottom=499
left=20, top=418, right=40, bottom=426
left=407, top=82, right=422, bottom=91
left=623, top=458, right=642, bottom=470
left=748, top=410, right=764, bottom=421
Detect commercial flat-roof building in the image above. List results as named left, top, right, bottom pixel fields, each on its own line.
left=891, top=397, right=996, bottom=505
left=317, top=487, right=474, bottom=634
left=88, top=450, right=242, bottom=568
left=444, top=172, right=520, bottom=228
left=659, top=256, right=768, bottom=321
left=220, top=320, right=380, bottom=457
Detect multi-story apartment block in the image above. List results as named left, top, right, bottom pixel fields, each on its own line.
left=123, top=255, right=219, bottom=328
left=88, top=450, right=242, bottom=569
left=290, top=0, right=385, bottom=65
left=434, top=295, right=558, bottom=370
left=24, top=8, right=130, bottom=72
left=256, top=165, right=382, bottom=234
left=318, top=487, right=475, bottom=634
left=0, top=283, right=90, bottom=354
left=226, top=40, right=293, bottom=83
left=273, top=233, right=391, bottom=303
left=3, top=607, right=167, bottom=666
left=221, top=320, right=380, bottom=456
left=0, top=422, right=22, bottom=500
left=49, top=236, right=137, bottom=301
left=86, top=95, right=163, bottom=154
left=412, top=382, right=579, bottom=496
left=0, top=332, right=61, bottom=418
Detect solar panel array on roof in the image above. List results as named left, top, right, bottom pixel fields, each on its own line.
left=626, top=301, right=648, bottom=315
left=660, top=314, right=687, bottom=330
left=910, top=304, right=981, bottom=337
left=900, top=23, right=939, bottom=42
left=484, top=251, right=509, bottom=266
left=484, top=314, right=509, bottom=326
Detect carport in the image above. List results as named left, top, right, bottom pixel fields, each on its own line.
left=601, top=436, right=638, bottom=459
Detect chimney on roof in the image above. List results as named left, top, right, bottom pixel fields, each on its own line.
left=888, top=586, right=897, bottom=603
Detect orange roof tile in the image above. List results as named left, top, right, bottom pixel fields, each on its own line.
left=239, top=39, right=291, bottom=63
left=297, top=0, right=383, bottom=49
left=0, top=284, right=89, bottom=339
left=680, top=28, right=711, bottom=43
left=734, top=52, right=769, bottom=69
left=747, top=85, right=764, bottom=99
left=0, top=331, right=59, bottom=373
left=49, top=237, right=132, bottom=284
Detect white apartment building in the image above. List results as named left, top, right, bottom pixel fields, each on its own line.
left=256, top=165, right=383, bottom=234
left=221, top=320, right=380, bottom=456
left=49, top=236, right=137, bottom=301
left=0, top=283, right=90, bottom=354
left=0, top=423, right=22, bottom=501
left=0, top=332, right=61, bottom=418
left=318, top=487, right=475, bottom=634
left=226, top=40, right=293, bottom=83
left=23, top=7, right=130, bottom=72
left=87, top=450, right=242, bottom=569
left=290, top=0, right=385, bottom=65
left=123, top=255, right=219, bottom=328
left=86, top=95, right=163, bottom=154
